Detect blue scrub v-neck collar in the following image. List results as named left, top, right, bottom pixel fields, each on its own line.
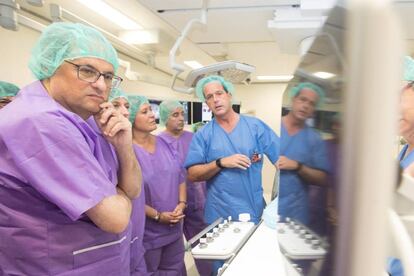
left=213, top=115, right=241, bottom=135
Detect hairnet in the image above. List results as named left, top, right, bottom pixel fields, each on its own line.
left=109, top=88, right=128, bottom=102
left=0, top=81, right=19, bottom=98
left=128, top=95, right=149, bottom=124
left=404, top=56, right=414, bottom=81
left=289, top=82, right=325, bottom=107
left=29, top=22, right=119, bottom=80
left=195, top=75, right=234, bottom=101
left=192, top=121, right=206, bottom=133
left=159, top=100, right=184, bottom=126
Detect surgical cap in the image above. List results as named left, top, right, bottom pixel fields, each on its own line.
left=109, top=88, right=128, bottom=102
left=159, top=100, right=184, bottom=126
left=128, top=95, right=149, bottom=124
left=0, top=81, right=19, bottom=98
left=289, top=82, right=325, bottom=107
left=29, top=22, right=119, bottom=80
left=404, top=56, right=414, bottom=81
left=195, top=75, right=234, bottom=101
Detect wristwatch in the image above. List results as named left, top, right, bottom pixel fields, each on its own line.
left=216, top=158, right=224, bottom=169
left=153, top=211, right=160, bottom=222
left=296, top=161, right=303, bottom=172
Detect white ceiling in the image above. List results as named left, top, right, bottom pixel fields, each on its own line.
left=8, top=0, right=414, bottom=87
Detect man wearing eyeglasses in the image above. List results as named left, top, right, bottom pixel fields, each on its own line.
left=185, top=76, right=280, bottom=226
left=0, top=81, right=19, bottom=109
left=0, top=22, right=141, bottom=275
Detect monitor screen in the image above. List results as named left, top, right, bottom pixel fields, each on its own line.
left=192, top=102, right=241, bottom=123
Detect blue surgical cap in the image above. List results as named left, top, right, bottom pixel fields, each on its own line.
left=128, top=95, right=149, bottom=124
left=404, top=56, right=414, bottom=81
left=289, top=82, right=325, bottom=107
left=29, top=22, right=119, bottom=80
left=159, top=100, right=183, bottom=126
left=195, top=75, right=234, bottom=101
left=109, top=88, right=128, bottom=102
left=0, top=81, right=19, bottom=98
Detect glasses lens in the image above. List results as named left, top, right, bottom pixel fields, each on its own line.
left=78, top=65, right=100, bottom=82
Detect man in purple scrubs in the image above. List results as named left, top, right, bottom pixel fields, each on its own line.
left=0, top=22, right=141, bottom=275
left=158, top=100, right=211, bottom=276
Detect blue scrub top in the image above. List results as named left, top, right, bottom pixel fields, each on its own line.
left=185, top=115, right=279, bottom=224
left=278, top=122, right=329, bottom=225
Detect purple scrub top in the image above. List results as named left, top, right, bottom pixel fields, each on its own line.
left=159, top=131, right=207, bottom=210
left=87, top=118, right=146, bottom=274
left=134, top=136, right=185, bottom=250
left=0, top=81, right=131, bottom=276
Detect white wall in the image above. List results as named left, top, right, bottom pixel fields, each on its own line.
left=0, top=24, right=286, bottom=203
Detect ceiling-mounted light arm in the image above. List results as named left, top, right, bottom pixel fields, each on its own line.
left=169, top=0, right=209, bottom=93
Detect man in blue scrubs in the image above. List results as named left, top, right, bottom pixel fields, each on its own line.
left=278, top=82, right=329, bottom=232
left=185, top=75, right=280, bottom=225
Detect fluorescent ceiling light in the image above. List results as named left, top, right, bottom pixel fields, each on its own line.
left=256, top=75, right=293, bottom=81
left=77, top=0, right=142, bottom=30
left=118, top=30, right=158, bottom=44
left=184, top=60, right=204, bottom=69
left=313, top=71, right=336, bottom=79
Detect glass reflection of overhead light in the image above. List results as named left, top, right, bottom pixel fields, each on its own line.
left=77, top=0, right=142, bottom=30
left=184, top=61, right=255, bottom=88
left=313, top=71, right=336, bottom=79
left=256, top=75, right=294, bottom=81
left=184, top=61, right=204, bottom=69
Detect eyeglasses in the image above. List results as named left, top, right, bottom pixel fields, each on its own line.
left=65, top=60, right=123, bottom=89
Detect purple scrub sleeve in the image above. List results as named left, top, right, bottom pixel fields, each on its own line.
left=0, top=81, right=131, bottom=275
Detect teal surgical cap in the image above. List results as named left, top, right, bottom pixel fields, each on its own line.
left=128, top=95, right=149, bottom=124
left=109, top=88, right=128, bottom=102
left=289, top=82, right=325, bottom=107
left=404, top=56, right=414, bottom=81
left=29, top=22, right=119, bottom=80
left=159, top=100, right=183, bottom=126
left=195, top=75, right=234, bottom=101
left=0, top=81, right=19, bottom=98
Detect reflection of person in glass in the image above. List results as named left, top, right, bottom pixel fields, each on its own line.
left=278, top=82, right=329, bottom=233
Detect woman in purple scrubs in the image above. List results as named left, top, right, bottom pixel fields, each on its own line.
left=109, top=89, right=148, bottom=275
left=129, top=95, right=187, bottom=275
left=0, top=22, right=141, bottom=275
